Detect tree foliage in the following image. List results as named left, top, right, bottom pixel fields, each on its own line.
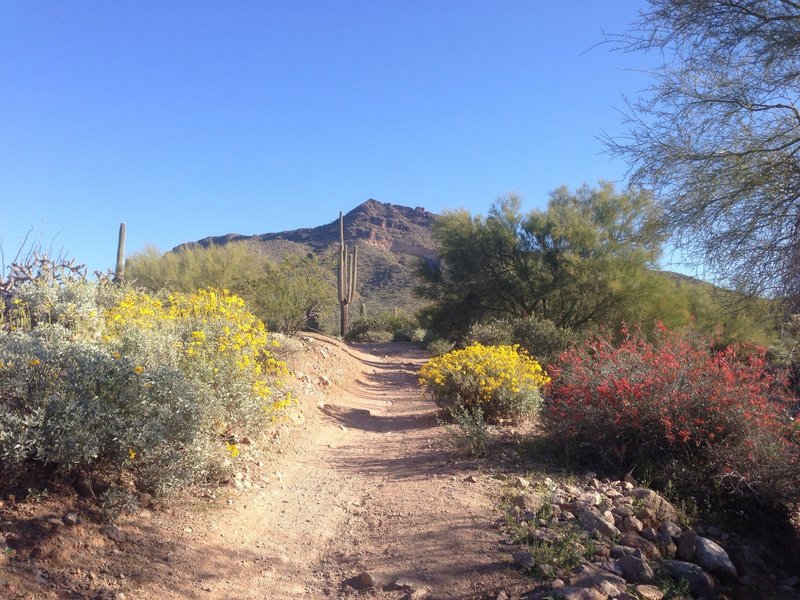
left=127, top=243, right=337, bottom=335
left=420, top=183, right=668, bottom=336
left=238, top=254, right=337, bottom=335
left=608, top=0, right=800, bottom=309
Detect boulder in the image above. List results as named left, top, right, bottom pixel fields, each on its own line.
left=619, top=532, right=661, bottom=560
left=694, top=536, right=738, bottom=582
left=635, top=585, right=665, bottom=600
left=515, top=491, right=546, bottom=514
left=569, top=570, right=627, bottom=597
left=616, top=555, right=655, bottom=584
left=579, top=509, right=620, bottom=539
left=546, top=586, right=606, bottom=600
left=662, top=560, right=716, bottom=599
left=621, top=516, right=643, bottom=533
left=629, top=488, right=678, bottom=523
left=658, top=521, right=682, bottom=540
left=656, top=531, right=677, bottom=559
left=676, top=530, right=697, bottom=562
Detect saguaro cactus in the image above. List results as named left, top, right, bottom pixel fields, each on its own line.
left=113, top=222, right=126, bottom=284
left=337, top=211, right=358, bottom=336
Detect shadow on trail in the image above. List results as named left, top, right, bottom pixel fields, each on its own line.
left=319, top=403, right=438, bottom=433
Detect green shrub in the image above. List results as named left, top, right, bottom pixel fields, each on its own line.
left=510, top=315, right=582, bottom=366
left=344, top=317, right=394, bottom=342
left=465, top=319, right=515, bottom=347
left=465, top=316, right=580, bottom=366
left=393, top=327, right=428, bottom=343
left=444, top=400, right=490, bottom=456
left=426, top=337, right=455, bottom=356
left=419, top=343, right=550, bottom=423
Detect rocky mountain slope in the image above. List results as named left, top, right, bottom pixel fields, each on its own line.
left=175, top=199, right=440, bottom=320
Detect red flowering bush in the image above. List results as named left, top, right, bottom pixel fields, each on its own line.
left=542, top=325, right=799, bottom=519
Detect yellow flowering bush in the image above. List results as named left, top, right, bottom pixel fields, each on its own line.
left=1, top=280, right=290, bottom=496
left=419, top=343, right=550, bottom=422
left=104, top=288, right=290, bottom=416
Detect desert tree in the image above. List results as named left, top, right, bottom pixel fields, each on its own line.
left=420, top=183, right=669, bottom=336
left=607, top=0, right=800, bottom=311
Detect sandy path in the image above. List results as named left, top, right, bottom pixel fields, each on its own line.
left=2, top=338, right=528, bottom=600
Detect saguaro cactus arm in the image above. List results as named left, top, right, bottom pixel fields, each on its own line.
left=114, top=222, right=126, bottom=284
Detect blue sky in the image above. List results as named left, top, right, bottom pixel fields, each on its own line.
left=1, top=1, right=654, bottom=274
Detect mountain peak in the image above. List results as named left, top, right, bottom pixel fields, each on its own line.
left=178, top=199, right=438, bottom=260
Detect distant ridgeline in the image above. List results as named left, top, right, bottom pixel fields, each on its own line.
left=173, top=199, right=441, bottom=319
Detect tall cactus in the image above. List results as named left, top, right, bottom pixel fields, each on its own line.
left=337, top=211, right=358, bottom=337
left=113, top=222, right=126, bottom=284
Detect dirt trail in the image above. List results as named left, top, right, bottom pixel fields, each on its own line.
left=135, top=338, right=525, bottom=600
left=2, top=337, right=529, bottom=600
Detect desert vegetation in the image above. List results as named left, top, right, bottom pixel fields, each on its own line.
left=0, top=257, right=290, bottom=502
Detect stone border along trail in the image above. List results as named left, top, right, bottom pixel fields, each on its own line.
left=129, top=336, right=530, bottom=600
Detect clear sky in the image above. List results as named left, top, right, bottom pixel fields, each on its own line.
left=1, top=1, right=654, bottom=275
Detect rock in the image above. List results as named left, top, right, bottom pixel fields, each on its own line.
left=569, top=570, right=627, bottom=596
left=62, top=512, right=78, bottom=526
left=658, top=521, right=682, bottom=540
left=137, top=492, right=152, bottom=508
left=579, top=491, right=602, bottom=506
left=464, top=474, right=477, bottom=483
left=622, top=516, right=643, bottom=533
left=546, top=586, right=606, bottom=600
left=634, top=584, right=665, bottom=600
left=513, top=476, right=531, bottom=488
left=662, top=560, right=716, bottom=599
left=629, top=488, right=678, bottom=522
left=619, top=532, right=661, bottom=560
left=515, top=492, right=545, bottom=514
left=613, top=504, right=635, bottom=518
left=656, top=531, right=677, bottom=559
left=531, top=528, right=561, bottom=544
left=101, top=525, right=126, bottom=543
left=596, top=559, right=624, bottom=577
left=694, top=536, right=738, bottom=582
left=637, top=508, right=659, bottom=529
left=610, top=546, right=633, bottom=559
left=403, top=589, right=429, bottom=600
left=579, top=509, right=620, bottom=539
left=616, top=555, right=655, bottom=584
left=676, top=530, right=697, bottom=562
left=512, top=550, right=535, bottom=570
left=344, top=572, right=375, bottom=591
left=640, top=527, right=659, bottom=543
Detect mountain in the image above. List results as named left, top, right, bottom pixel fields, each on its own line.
left=175, top=199, right=440, bottom=319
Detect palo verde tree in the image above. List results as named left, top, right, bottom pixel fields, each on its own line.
left=607, top=0, right=800, bottom=311
left=420, top=183, right=668, bottom=337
